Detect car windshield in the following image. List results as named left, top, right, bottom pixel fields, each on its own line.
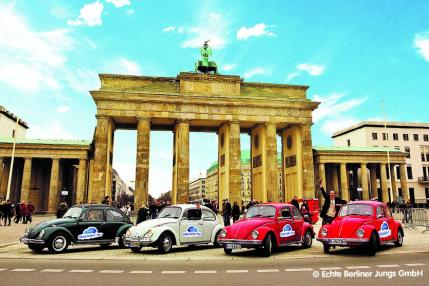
left=158, top=206, right=181, bottom=219
left=62, top=207, right=82, bottom=219
left=246, top=205, right=276, bottom=218
left=339, top=204, right=373, bottom=217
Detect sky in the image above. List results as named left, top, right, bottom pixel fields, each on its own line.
left=1, top=0, right=429, bottom=198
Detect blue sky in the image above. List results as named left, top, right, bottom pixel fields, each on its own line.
left=1, top=0, right=429, bottom=197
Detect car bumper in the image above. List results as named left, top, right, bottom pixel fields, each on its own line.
left=317, top=237, right=369, bottom=246
left=123, top=237, right=152, bottom=248
left=218, top=239, right=263, bottom=248
left=20, top=237, right=44, bottom=245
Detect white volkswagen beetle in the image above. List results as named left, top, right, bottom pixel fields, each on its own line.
left=124, top=204, right=224, bottom=253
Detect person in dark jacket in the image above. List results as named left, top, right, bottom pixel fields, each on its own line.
left=291, top=196, right=300, bottom=210
left=319, top=179, right=347, bottom=225
left=14, top=202, right=21, bottom=223
left=231, top=202, right=240, bottom=223
left=3, top=200, right=13, bottom=226
left=136, top=204, right=148, bottom=225
left=56, top=202, right=68, bottom=218
left=223, top=199, right=232, bottom=226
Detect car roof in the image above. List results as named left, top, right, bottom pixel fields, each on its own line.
left=257, top=203, right=295, bottom=209
left=171, top=204, right=213, bottom=211
left=347, top=200, right=384, bottom=207
left=73, top=204, right=113, bottom=208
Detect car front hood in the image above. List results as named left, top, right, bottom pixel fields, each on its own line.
left=28, top=218, right=76, bottom=237
left=227, top=218, right=273, bottom=239
left=130, top=218, right=178, bottom=236
left=325, top=216, right=372, bottom=238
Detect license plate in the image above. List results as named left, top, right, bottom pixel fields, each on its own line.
left=329, top=239, right=346, bottom=245
left=128, top=241, right=141, bottom=248
left=225, top=244, right=241, bottom=249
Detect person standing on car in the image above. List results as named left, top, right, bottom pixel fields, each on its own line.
left=223, top=198, right=232, bottom=226
left=319, top=179, right=346, bottom=225
left=136, top=204, right=148, bottom=225
left=232, top=202, right=240, bottom=223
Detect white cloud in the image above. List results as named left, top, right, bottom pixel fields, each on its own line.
left=244, top=67, right=271, bottom=79
left=106, top=0, right=131, bottom=8
left=286, top=72, right=300, bottom=82
left=236, top=23, right=276, bottom=41
left=312, top=93, right=368, bottom=136
left=67, top=69, right=100, bottom=93
left=117, top=58, right=140, bottom=75
left=414, top=32, right=429, bottom=62
left=57, top=106, right=70, bottom=113
left=67, top=1, right=103, bottom=27
left=27, top=120, right=77, bottom=139
left=222, top=63, right=236, bottom=71
left=163, top=26, right=175, bottom=33
left=297, top=63, right=325, bottom=76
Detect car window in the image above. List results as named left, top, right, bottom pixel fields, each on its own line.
left=247, top=205, right=276, bottom=218
left=385, top=206, right=392, bottom=218
left=183, top=208, right=202, bottom=220
left=292, top=207, right=302, bottom=220
left=85, top=209, right=104, bottom=222
left=202, top=209, right=216, bottom=221
left=106, top=209, right=125, bottom=222
left=280, top=208, right=291, bottom=219
left=376, top=206, right=386, bottom=218
left=158, top=206, right=182, bottom=219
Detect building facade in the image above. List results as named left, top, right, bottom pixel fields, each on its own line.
left=332, top=121, right=429, bottom=205
left=189, top=177, right=206, bottom=201
left=0, top=106, right=28, bottom=138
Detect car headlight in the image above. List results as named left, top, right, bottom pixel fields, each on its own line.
left=356, top=229, right=364, bottom=238
left=37, top=230, right=44, bottom=239
left=126, top=229, right=132, bottom=237
left=321, top=228, right=328, bottom=237
left=220, top=229, right=227, bottom=238
left=251, top=230, right=259, bottom=239
left=144, top=230, right=153, bottom=238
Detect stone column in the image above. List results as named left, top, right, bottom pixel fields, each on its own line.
left=135, top=117, right=151, bottom=208
left=360, top=163, right=369, bottom=200
left=380, top=163, right=389, bottom=202
left=172, top=120, right=189, bottom=204
left=48, top=159, right=60, bottom=212
left=318, top=163, right=326, bottom=190
left=229, top=121, right=241, bottom=205
left=76, top=159, right=87, bottom=204
left=301, top=124, right=315, bottom=199
left=340, top=163, right=349, bottom=201
left=265, top=123, right=279, bottom=202
left=91, top=116, right=109, bottom=204
left=0, top=157, right=6, bottom=200
left=20, top=158, right=32, bottom=203
left=400, top=163, right=409, bottom=202
left=332, top=165, right=339, bottom=194
left=389, top=164, right=397, bottom=201
left=370, top=165, right=378, bottom=199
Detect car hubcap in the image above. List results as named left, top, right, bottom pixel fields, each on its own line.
left=163, top=237, right=172, bottom=251
left=53, top=236, right=66, bottom=251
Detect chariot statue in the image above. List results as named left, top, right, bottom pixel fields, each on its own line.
left=195, top=40, right=218, bottom=74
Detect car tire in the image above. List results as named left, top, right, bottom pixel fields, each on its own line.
left=213, top=231, right=221, bottom=248
left=224, top=248, right=232, bottom=255
left=366, top=232, right=379, bottom=256
left=48, top=233, right=69, bottom=253
left=394, top=229, right=403, bottom=247
left=100, top=243, right=111, bottom=249
left=302, top=230, right=313, bottom=249
left=323, top=244, right=330, bottom=254
left=261, top=233, right=273, bottom=257
left=28, top=244, right=45, bottom=252
left=158, top=233, right=173, bottom=254
left=131, top=247, right=142, bottom=253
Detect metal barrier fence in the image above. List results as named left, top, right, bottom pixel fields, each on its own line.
left=392, top=208, right=429, bottom=233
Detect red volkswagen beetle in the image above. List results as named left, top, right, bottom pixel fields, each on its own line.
left=317, top=201, right=403, bottom=256
left=218, top=203, right=314, bottom=257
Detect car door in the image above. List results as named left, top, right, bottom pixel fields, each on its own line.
left=291, top=206, right=304, bottom=242
left=75, top=208, right=109, bottom=243
left=179, top=208, right=204, bottom=244
left=384, top=205, right=395, bottom=240
left=104, top=208, right=127, bottom=240
left=201, top=209, right=218, bottom=242
left=376, top=206, right=392, bottom=242
left=277, top=207, right=297, bottom=245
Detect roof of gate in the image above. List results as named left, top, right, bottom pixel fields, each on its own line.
left=0, top=137, right=91, bottom=146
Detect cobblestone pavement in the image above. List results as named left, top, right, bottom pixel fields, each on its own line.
left=0, top=215, right=428, bottom=261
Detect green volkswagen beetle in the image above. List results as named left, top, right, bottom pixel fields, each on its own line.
left=20, top=204, right=133, bottom=253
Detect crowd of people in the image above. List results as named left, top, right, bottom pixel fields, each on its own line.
left=0, top=200, right=35, bottom=226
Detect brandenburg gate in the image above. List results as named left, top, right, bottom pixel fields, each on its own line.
left=89, top=71, right=319, bottom=207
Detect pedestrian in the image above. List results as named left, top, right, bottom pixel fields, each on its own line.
left=25, top=201, right=35, bottom=223
left=20, top=201, right=27, bottom=224
left=136, top=204, right=148, bottom=225
left=232, top=202, right=240, bottom=223
left=14, top=202, right=21, bottom=223
left=0, top=201, right=4, bottom=226
left=291, top=195, right=300, bottom=210
left=56, top=202, right=68, bottom=218
left=318, top=179, right=346, bottom=225
left=300, top=200, right=311, bottom=223
left=3, top=200, right=13, bottom=226
left=223, top=198, right=232, bottom=226
left=101, top=196, right=110, bottom=205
